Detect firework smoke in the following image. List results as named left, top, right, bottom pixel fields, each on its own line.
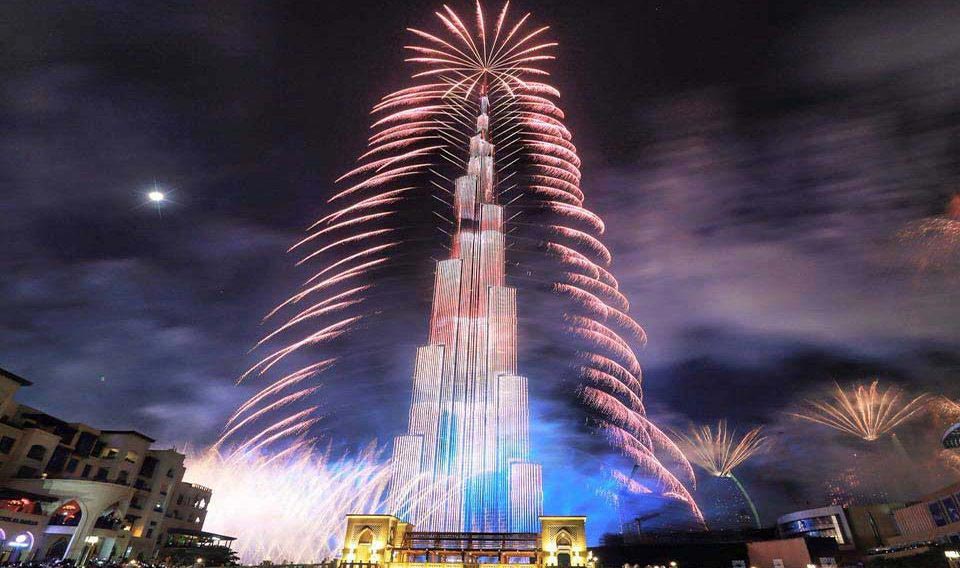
left=793, top=380, right=929, bottom=442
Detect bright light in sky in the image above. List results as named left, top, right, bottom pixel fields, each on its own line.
left=148, top=190, right=165, bottom=202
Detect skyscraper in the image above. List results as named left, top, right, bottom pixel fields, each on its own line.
left=388, top=95, right=542, bottom=533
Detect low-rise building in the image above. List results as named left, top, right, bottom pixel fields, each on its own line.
left=0, top=366, right=232, bottom=562
left=340, top=515, right=593, bottom=568
left=777, top=503, right=902, bottom=553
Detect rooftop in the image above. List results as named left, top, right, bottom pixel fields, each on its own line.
left=167, top=528, right=237, bottom=541
left=0, top=367, right=33, bottom=387
left=101, top=429, right=157, bottom=443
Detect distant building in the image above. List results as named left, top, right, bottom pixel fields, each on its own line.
left=777, top=489, right=960, bottom=564
left=695, top=475, right=755, bottom=531
left=597, top=529, right=839, bottom=568
left=0, top=366, right=232, bottom=562
left=777, top=503, right=902, bottom=553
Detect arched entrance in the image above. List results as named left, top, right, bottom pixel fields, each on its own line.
left=553, top=530, right=573, bottom=568
left=355, top=527, right=375, bottom=562
left=44, top=538, right=69, bottom=560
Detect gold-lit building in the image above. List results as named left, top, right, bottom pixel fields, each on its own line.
left=0, top=367, right=229, bottom=562
left=340, top=515, right=593, bottom=568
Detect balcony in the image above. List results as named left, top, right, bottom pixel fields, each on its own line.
left=95, top=517, right=123, bottom=530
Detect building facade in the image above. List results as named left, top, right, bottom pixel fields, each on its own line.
left=887, top=481, right=960, bottom=547
left=340, top=515, right=591, bottom=568
left=777, top=503, right=901, bottom=553
left=0, top=366, right=226, bottom=562
left=387, top=95, right=542, bottom=533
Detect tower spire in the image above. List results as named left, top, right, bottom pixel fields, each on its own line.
left=387, top=92, right=542, bottom=532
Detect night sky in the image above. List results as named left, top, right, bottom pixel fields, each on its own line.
left=3, top=0, right=960, bottom=535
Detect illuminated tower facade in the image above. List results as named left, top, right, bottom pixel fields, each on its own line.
left=388, top=95, right=543, bottom=533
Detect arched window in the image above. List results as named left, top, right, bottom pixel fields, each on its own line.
left=26, top=445, right=46, bottom=461
left=556, top=533, right=572, bottom=547
left=357, top=527, right=374, bottom=545
left=49, top=501, right=82, bottom=526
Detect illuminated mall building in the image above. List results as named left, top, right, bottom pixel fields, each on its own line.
left=0, top=367, right=232, bottom=562
left=386, top=96, right=542, bottom=533
left=340, top=515, right=593, bottom=568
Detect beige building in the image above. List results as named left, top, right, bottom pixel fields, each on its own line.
left=0, top=366, right=224, bottom=562
left=340, top=514, right=593, bottom=568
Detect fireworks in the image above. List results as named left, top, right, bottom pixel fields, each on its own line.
left=185, top=446, right=457, bottom=564
left=217, top=1, right=699, bottom=524
left=793, top=380, right=929, bottom=441
left=897, top=193, right=960, bottom=272
left=678, top=421, right=767, bottom=479
left=676, top=421, right=767, bottom=529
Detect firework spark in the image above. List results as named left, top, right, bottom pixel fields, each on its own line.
left=793, top=380, right=929, bottom=441
left=676, top=421, right=767, bottom=528
left=185, top=446, right=457, bottom=564
left=677, top=421, right=767, bottom=479
left=219, top=1, right=699, bottom=522
left=897, top=194, right=960, bottom=273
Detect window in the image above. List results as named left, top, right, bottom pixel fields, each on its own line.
left=75, top=432, right=96, bottom=456
left=81, top=464, right=92, bottom=478
left=124, top=451, right=138, bottom=464
left=103, top=448, right=119, bottom=460
left=944, top=497, right=960, bottom=524
left=46, top=445, right=70, bottom=472
left=117, top=471, right=129, bottom=485
left=930, top=502, right=948, bottom=527
left=0, top=437, right=15, bottom=454
left=94, top=467, right=108, bottom=481
left=166, top=468, right=175, bottom=478
left=15, top=466, right=38, bottom=479
left=145, top=528, right=153, bottom=538
left=66, top=458, right=79, bottom=473
left=138, top=456, right=158, bottom=478
left=177, top=495, right=184, bottom=506
left=26, top=445, right=46, bottom=461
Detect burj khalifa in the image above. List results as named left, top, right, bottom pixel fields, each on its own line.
left=387, top=94, right=543, bottom=533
